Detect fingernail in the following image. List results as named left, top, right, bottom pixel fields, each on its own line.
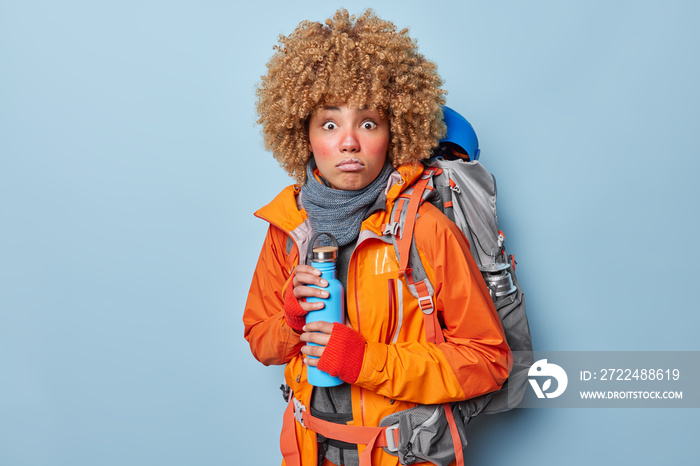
left=320, top=279, right=328, bottom=287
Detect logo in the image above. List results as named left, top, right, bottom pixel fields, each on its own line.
left=528, top=359, right=568, bottom=399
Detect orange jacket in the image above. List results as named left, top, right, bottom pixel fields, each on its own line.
left=243, top=163, right=511, bottom=466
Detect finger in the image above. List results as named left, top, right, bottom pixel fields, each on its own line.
left=293, top=269, right=328, bottom=288
left=303, top=321, right=335, bottom=335
left=301, top=343, right=324, bottom=367
left=300, top=344, right=325, bottom=358
left=292, top=265, right=321, bottom=286
left=293, top=274, right=329, bottom=289
left=300, top=330, right=331, bottom=346
left=299, top=300, right=324, bottom=312
left=295, top=264, right=321, bottom=276
left=293, top=285, right=329, bottom=300
left=304, top=355, right=320, bottom=367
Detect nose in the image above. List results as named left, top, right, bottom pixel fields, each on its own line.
left=340, top=129, right=360, bottom=152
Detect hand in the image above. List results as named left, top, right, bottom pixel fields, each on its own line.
left=283, top=265, right=329, bottom=333
left=301, top=322, right=367, bottom=384
left=291, top=264, right=330, bottom=312
left=299, top=321, right=333, bottom=367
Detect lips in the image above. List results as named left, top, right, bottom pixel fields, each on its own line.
left=336, top=158, right=365, bottom=171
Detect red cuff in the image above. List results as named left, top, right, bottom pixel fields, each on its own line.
left=283, top=274, right=306, bottom=333
left=318, top=323, right=366, bottom=384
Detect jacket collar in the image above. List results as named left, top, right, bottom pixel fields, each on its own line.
left=255, top=162, right=425, bottom=235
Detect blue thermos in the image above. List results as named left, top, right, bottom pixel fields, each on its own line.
left=305, top=232, right=344, bottom=387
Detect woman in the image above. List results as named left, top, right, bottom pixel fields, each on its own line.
left=244, top=9, right=510, bottom=466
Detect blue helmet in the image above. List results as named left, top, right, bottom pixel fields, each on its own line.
left=439, top=105, right=480, bottom=161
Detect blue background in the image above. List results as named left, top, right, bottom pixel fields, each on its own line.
left=1, top=0, right=698, bottom=465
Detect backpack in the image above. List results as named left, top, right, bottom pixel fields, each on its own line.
left=376, top=109, right=534, bottom=466
left=280, top=108, right=534, bottom=466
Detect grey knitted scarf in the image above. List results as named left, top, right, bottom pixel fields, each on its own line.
left=301, top=160, right=394, bottom=246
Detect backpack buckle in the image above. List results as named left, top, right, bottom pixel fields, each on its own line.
left=383, top=222, right=400, bottom=236
left=384, top=424, right=400, bottom=453
left=292, top=397, right=306, bottom=428
left=417, top=295, right=434, bottom=313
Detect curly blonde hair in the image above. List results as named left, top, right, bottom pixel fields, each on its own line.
left=256, top=8, right=446, bottom=183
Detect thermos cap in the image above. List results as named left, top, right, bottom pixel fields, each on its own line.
left=312, top=246, right=338, bottom=262
left=308, top=232, right=340, bottom=264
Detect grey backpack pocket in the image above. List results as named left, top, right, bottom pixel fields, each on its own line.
left=379, top=404, right=467, bottom=466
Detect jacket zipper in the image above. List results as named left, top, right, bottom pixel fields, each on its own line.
left=350, top=249, right=366, bottom=426
left=348, top=232, right=396, bottom=426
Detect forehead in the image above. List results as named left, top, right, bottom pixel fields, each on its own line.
left=311, top=105, right=386, bottom=118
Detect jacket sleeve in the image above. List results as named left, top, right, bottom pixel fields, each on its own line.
left=354, top=205, right=512, bottom=403
left=243, top=225, right=303, bottom=366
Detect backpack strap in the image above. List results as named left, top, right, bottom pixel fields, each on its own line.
left=280, top=398, right=302, bottom=466
left=386, top=168, right=444, bottom=345
left=395, top=170, right=432, bottom=275
left=282, top=396, right=399, bottom=466
left=444, top=403, right=465, bottom=466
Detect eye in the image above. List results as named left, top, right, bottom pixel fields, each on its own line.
left=322, top=121, right=336, bottom=130
left=361, top=120, right=377, bottom=130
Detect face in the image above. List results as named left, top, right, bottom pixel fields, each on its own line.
left=308, top=105, right=390, bottom=190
